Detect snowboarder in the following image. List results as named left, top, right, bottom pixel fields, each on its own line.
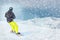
left=5, top=7, right=20, bottom=34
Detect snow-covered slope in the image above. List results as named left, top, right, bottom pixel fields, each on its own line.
left=0, top=17, right=60, bottom=40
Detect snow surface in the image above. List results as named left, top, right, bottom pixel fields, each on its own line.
left=0, top=17, right=60, bottom=40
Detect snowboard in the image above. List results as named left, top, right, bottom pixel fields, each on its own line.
left=10, top=31, right=23, bottom=38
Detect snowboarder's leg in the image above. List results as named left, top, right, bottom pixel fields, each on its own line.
left=9, top=21, right=15, bottom=32
left=9, top=21, right=19, bottom=33
left=12, top=21, right=21, bottom=34
left=12, top=21, right=18, bottom=33
left=9, top=21, right=20, bottom=34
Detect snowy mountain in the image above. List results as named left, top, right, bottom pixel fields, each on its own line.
left=0, top=17, right=59, bottom=40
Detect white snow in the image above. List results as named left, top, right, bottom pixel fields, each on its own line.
left=0, top=17, right=60, bottom=40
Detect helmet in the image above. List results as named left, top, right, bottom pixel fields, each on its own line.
left=9, top=7, right=13, bottom=10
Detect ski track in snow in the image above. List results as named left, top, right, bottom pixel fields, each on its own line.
left=0, top=18, right=60, bottom=40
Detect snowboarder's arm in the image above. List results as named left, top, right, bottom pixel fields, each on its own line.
left=5, top=12, right=8, bottom=18
left=12, top=12, right=16, bottom=19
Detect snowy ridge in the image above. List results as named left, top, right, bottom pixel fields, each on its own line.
left=24, top=17, right=60, bottom=29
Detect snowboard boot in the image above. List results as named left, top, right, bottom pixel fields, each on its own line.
left=10, top=30, right=15, bottom=33
left=16, top=32, right=21, bottom=35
